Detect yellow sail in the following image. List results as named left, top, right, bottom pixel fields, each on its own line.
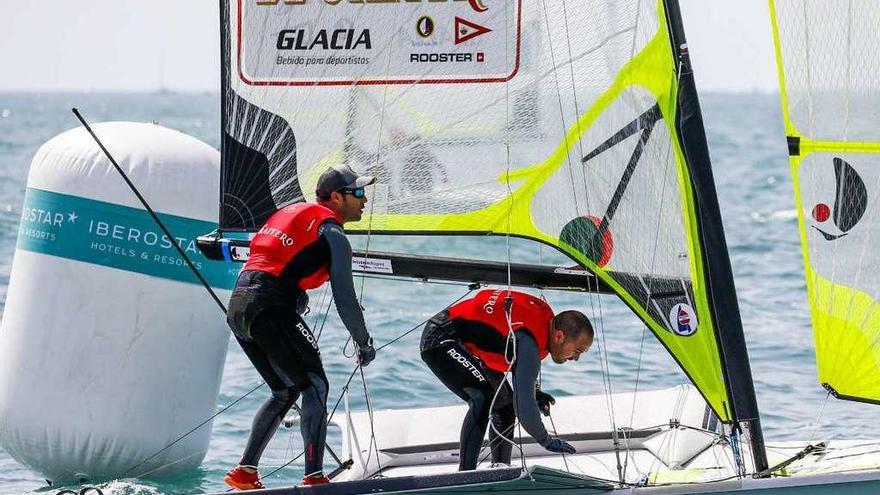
left=770, top=0, right=880, bottom=403
left=220, top=0, right=747, bottom=420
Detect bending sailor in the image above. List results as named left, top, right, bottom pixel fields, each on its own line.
left=420, top=289, right=593, bottom=471
left=224, top=165, right=377, bottom=489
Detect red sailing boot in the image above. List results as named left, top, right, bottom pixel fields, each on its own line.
left=300, top=472, right=331, bottom=486
left=224, top=465, right=265, bottom=490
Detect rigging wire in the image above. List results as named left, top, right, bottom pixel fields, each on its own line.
left=535, top=0, right=631, bottom=481
left=122, top=381, right=265, bottom=477
left=333, top=28, right=403, bottom=468
left=311, top=284, right=333, bottom=341
left=264, top=285, right=473, bottom=482
left=539, top=0, right=624, bottom=481
left=71, top=108, right=227, bottom=314
left=255, top=365, right=361, bottom=485
left=70, top=108, right=287, bottom=479
left=118, top=266, right=470, bottom=480
left=352, top=4, right=399, bottom=306
left=618, top=40, right=679, bottom=475
left=376, top=288, right=477, bottom=352
left=358, top=366, right=384, bottom=476
left=536, top=366, right=571, bottom=472
left=482, top=0, right=531, bottom=476
left=353, top=273, right=481, bottom=288
left=547, top=408, right=571, bottom=473
left=808, top=390, right=832, bottom=446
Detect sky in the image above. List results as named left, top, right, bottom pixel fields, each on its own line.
left=0, top=1, right=779, bottom=93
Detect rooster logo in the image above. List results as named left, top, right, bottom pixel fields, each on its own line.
left=811, top=157, right=867, bottom=241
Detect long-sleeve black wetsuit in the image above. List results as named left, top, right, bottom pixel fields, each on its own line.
left=420, top=312, right=549, bottom=470
left=229, top=219, right=368, bottom=476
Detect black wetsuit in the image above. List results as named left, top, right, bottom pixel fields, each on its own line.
left=227, top=221, right=368, bottom=476
left=420, top=311, right=549, bottom=471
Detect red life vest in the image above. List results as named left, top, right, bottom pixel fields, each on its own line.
left=243, top=202, right=343, bottom=290
left=448, top=289, right=553, bottom=372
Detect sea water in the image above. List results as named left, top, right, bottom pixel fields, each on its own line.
left=0, top=93, right=875, bottom=494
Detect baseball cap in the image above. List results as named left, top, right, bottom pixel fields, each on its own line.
left=315, top=164, right=376, bottom=199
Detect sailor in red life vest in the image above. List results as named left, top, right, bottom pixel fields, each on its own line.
left=224, top=165, right=377, bottom=489
left=420, top=289, right=593, bottom=471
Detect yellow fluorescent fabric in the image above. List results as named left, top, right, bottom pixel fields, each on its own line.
left=811, top=270, right=880, bottom=401
left=345, top=1, right=731, bottom=419
left=228, top=0, right=732, bottom=418
left=771, top=0, right=880, bottom=403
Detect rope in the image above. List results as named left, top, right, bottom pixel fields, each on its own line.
left=312, top=285, right=333, bottom=341
left=259, top=283, right=475, bottom=483
left=483, top=294, right=528, bottom=472
left=377, top=288, right=476, bottom=352
left=357, top=366, right=384, bottom=476
left=808, top=390, right=831, bottom=446
left=122, top=381, right=265, bottom=477
left=535, top=0, right=626, bottom=481
left=71, top=108, right=227, bottom=314
left=254, top=365, right=361, bottom=486
left=547, top=413, right=570, bottom=472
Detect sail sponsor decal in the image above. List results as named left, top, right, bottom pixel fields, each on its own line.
left=668, top=303, right=698, bottom=336
left=275, top=29, right=372, bottom=51
left=236, top=0, right=521, bottom=84
left=552, top=267, right=593, bottom=276
left=416, top=16, right=435, bottom=38
left=560, top=215, right=614, bottom=268
left=799, top=153, right=879, bottom=304
left=254, top=0, right=488, bottom=12
left=810, top=157, right=867, bottom=241
left=16, top=188, right=239, bottom=289
left=352, top=255, right=393, bottom=274
left=225, top=243, right=251, bottom=262
left=454, top=17, right=491, bottom=44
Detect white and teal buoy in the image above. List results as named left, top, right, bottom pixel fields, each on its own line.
left=0, top=122, right=237, bottom=483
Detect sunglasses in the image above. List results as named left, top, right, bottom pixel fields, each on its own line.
left=341, top=187, right=366, bottom=198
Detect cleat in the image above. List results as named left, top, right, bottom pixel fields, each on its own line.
left=224, top=466, right=265, bottom=490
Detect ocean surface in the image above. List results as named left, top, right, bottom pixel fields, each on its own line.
left=0, top=92, right=876, bottom=495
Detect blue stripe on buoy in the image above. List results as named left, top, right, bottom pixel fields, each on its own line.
left=16, top=188, right=238, bottom=290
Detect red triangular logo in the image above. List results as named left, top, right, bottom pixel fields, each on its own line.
left=454, top=17, right=492, bottom=45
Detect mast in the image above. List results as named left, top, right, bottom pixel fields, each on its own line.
left=661, top=0, right=768, bottom=473
left=219, top=0, right=230, bottom=234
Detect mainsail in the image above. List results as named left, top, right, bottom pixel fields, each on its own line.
left=770, top=0, right=880, bottom=404
left=217, top=0, right=764, bottom=455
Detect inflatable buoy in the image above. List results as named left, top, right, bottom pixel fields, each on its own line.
left=0, top=122, right=237, bottom=482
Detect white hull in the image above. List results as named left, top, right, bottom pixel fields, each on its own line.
left=319, top=385, right=880, bottom=494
